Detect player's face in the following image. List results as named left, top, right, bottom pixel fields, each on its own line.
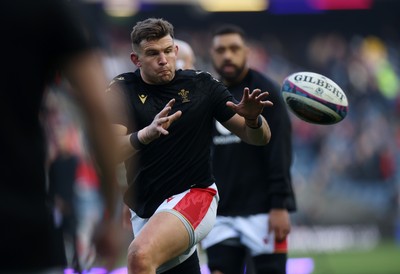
left=135, top=35, right=178, bottom=85
left=211, top=33, right=248, bottom=83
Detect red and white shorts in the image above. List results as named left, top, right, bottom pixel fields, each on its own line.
left=130, top=183, right=219, bottom=272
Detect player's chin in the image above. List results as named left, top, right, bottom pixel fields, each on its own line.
left=158, top=73, right=174, bottom=83
left=222, top=74, right=239, bottom=83
left=219, top=68, right=239, bottom=80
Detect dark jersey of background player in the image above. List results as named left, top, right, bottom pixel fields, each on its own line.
left=0, top=0, right=97, bottom=271
left=212, top=69, right=296, bottom=216
left=107, top=69, right=236, bottom=218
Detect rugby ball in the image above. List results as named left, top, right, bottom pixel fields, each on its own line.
left=281, top=71, right=348, bottom=125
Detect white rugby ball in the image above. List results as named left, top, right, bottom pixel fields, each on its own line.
left=281, top=71, right=348, bottom=125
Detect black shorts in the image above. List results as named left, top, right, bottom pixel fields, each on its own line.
left=207, top=240, right=287, bottom=274
left=162, top=249, right=201, bottom=274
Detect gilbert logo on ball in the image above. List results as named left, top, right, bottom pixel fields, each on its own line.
left=281, top=71, right=348, bottom=125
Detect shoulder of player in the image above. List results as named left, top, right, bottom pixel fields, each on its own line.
left=106, top=72, right=138, bottom=92
left=248, top=69, right=281, bottom=95
left=249, top=69, right=277, bottom=87
left=176, top=69, right=220, bottom=83
left=110, top=72, right=137, bottom=85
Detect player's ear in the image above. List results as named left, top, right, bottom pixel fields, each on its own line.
left=175, top=44, right=179, bottom=55
left=130, top=52, right=141, bottom=67
left=209, top=47, right=214, bottom=57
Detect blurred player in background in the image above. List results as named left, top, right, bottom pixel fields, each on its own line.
left=0, top=0, right=121, bottom=272
left=106, top=18, right=273, bottom=274
left=201, top=24, right=297, bottom=274
left=175, top=39, right=196, bottom=70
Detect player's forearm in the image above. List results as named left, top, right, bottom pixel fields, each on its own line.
left=65, top=50, right=120, bottom=219
left=90, top=117, right=119, bottom=219
left=116, top=127, right=155, bottom=162
left=116, top=134, right=141, bottom=163
left=244, top=116, right=271, bottom=145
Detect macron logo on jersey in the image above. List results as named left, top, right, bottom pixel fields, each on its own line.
left=138, top=94, right=147, bottom=104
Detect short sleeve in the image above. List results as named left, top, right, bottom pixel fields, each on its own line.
left=105, top=78, right=132, bottom=129
left=202, top=72, right=236, bottom=123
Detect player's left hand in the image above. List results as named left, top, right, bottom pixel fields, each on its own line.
left=226, top=87, right=273, bottom=119
left=268, top=209, right=291, bottom=242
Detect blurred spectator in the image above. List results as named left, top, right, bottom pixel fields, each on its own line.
left=175, top=39, right=196, bottom=69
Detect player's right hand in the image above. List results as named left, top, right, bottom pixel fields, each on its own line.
left=139, top=99, right=182, bottom=144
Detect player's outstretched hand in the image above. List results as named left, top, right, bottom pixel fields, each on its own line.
left=139, top=99, right=182, bottom=144
left=226, top=87, right=273, bottom=120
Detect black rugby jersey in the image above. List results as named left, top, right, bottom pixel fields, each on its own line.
left=212, top=69, right=296, bottom=216
left=107, top=69, right=236, bottom=218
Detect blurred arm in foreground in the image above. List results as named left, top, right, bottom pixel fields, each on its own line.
left=65, top=50, right=122, bottom=270
left=0, top=0, right=122, bottom=272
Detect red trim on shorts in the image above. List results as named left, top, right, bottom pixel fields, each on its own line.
left=274, top=237, right=288, bottom=253
left=173, top=187, right=217, bottom=229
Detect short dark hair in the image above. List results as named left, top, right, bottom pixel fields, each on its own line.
left=212, top=24, right=245, bottom=39
left=130, top=18, right=175, bottom=51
